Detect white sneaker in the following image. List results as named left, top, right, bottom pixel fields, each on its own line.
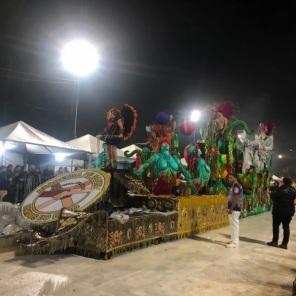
left=226, top=243, right=238, bottom=248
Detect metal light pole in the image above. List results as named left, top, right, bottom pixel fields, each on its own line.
left=61, top=40, right=99, bottom=138
left=73, top=78, right=80, bottom=138
left=190, top=109, right=201, bottom=143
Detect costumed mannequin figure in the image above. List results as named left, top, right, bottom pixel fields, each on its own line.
left=101, top=108, right=123, bottom=168
left=254, top=123, right=273, bottom=172
left=134, top=143, right=196, bottom=195
left=240, top=123, right=273, bottom=173
left=184, top=144, right=211, bottom=192
left=136, top=126, right=160, bottom=152
left=139, top=112, right=177, bottom=153
left=100, top=104, right=138, bottom=168
left=204, top=102, right=234, bottom=180
left=204, top=101, right=252, bottom=194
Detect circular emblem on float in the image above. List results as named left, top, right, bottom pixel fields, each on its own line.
left=21, top=169, right=110, bottom=224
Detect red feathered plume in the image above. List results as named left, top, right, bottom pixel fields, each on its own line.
left=265, top=123, right=273, bottom=136
left=121, top=104, right=138, bottom=141
left=216, top=101, right=234, bottom=119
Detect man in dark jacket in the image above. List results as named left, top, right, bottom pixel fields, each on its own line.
left=267, top=177, right=296, bottom=249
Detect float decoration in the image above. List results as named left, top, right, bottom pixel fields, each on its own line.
left=21, top=169, right=110, bottom=224
left=14, top=100, right=273, bottom=259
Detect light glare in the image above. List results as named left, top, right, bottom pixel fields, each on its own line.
left=4, top=142, right=16, bottom=150
left=0, top=141, right=4, bottom=156
left=54, top=153, right=69, bottom=162
left=190, top=110, right=201, bottom=122
left=61, top=40, right=99, bottom=76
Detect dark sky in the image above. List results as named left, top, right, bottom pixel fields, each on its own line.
left=0, top=1, right=295, bottom=175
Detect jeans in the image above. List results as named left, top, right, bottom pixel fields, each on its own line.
left=272, top=215, right=292, bottom=246
left=229, top=211, right=241, bottom=245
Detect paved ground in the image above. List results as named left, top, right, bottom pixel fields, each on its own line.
left=0, top=212, right=295, bottom=296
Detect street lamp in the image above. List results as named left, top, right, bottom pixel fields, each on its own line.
left=61, top=40, right=99, bottom=137
left=190, top=109, right=201, bottom=123
left=278, top=154, right=283, bottom=159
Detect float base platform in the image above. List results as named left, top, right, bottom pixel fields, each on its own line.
left=17, top=195, right=229, bottom=259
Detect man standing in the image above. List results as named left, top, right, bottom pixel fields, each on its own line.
left=267, top=177, right=296, bottom=249
left=227, top=173, right=244, bottom=248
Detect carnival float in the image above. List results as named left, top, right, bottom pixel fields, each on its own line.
left=0, top=101, right=273, bottom=259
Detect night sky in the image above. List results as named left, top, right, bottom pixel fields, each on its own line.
left=0, top=1, right=295, bottom=175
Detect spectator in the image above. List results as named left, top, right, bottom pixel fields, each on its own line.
left=0, top=166, right=6, bottom=190
left=19, top=166, right=27, bottom=201
left=56, top=167, right=64, bottom=176
left=6, top=164, right=14, bottom=201
left=25, top=165, right=42, bottom=196
left=267, top=177, right=296, bottom=249
left=12, top=166, right=25, bottom=203
left=42, top=165, right=54, bottom=182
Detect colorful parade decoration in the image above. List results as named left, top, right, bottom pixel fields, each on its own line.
left=199, top=101, right=272, bottom=216
left=134, top=143, right=196, bottom=195
left=14, top=100, right=273, bottom=259
left=183, top=144, right=211, bottom=192
left=180, top=118, right=196, bottom=136
left=21, top=169, right=110, bottom=224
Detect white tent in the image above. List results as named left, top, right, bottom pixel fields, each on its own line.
left=0, top=121, right=79, bottom=154
left=67, top=134, right=103, bottom=155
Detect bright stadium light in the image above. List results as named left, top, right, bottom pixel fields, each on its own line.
left=278, top=154, right=283, bottom=159
left=61, top=40, right=99, bottom=77
left=190, top=109, right=202, bottom=122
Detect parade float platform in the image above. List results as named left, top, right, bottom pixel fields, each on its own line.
left=16, top=194, right=228, bottom=259
left=0, top=166, right=273, bottom=260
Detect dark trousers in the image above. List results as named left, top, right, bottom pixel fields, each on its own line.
left=272, top=215, right=292, bottom=245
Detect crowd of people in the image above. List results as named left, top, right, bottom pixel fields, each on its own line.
left=0, top=164, right=72, bottom=204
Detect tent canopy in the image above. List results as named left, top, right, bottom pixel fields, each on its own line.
left=0, top=121, right=80, bottom=154
left=67, top=134, right=103, bottom=154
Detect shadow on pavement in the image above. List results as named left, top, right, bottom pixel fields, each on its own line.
left=4, top=253, right=74, bottom=268
left=219, top=233, right=267, bottom=246
left=191, top=236, right=227, bottom=247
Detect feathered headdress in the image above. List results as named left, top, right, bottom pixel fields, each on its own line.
left=121, top=104, right=138, bottom=141
left=216, top=101, right=234, bottom=119
left=265, top=123, right=273, bottom=136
